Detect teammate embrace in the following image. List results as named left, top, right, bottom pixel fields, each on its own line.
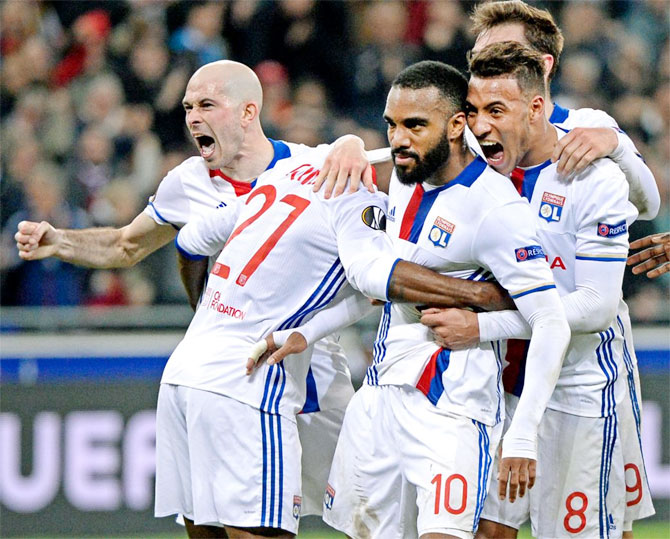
left=15, top=2, right=660, bottom=539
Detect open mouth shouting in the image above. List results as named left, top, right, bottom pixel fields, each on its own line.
left=194, top=134, right=216, bottom=160
left=479, top=140, right=504, bottom=167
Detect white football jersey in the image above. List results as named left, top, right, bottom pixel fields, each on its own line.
left=143, top=139, right=353, bottom=413
left=367, top=156, right=557, bottom=427
left=503, top=128, right=638, bottom=418
left=162, top=146, right=397, bottom=418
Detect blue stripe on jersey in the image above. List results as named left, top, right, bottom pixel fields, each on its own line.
left=278, top=259, right=345, bottom=330
left=576, top=255, right=628, bottom=262
left=385, top=258, right=402, bottom=300
left=549, top=103, right=570, bottom=125
left=518, top=159, right=552, bottom=202
left=302, top=366, right=320, bottom=413
left=267, top=139, right=293, bottom=170
left=408, top=190, right=438, bottom=243
left=426, top=349, right=451, bottom=405
left=405, top=156, right=487, bottom=244
left=596, top=328, right=617, bottom=417
left=147, top=201, right=180, bottom=230
left=510, top=284, right=556, bottom=299
left=599, top=413, right=617, bottom=538
left=472, top=420, right=492, bottom=531
left=368, top=301, right=392, bottom=385
left=293, top=267, right=346, bottom=328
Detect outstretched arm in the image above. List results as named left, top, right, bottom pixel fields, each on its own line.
left=15, top=213, right=176, bottom=268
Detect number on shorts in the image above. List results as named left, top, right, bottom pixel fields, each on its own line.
left=214, top=185, right=311, bottom=286
left=625, top=463, right=643, bottom=506
left=431, top=473, right=467, bottom=515
left=563, top=491, right=588, bottom=534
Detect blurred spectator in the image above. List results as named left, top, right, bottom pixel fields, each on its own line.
left=417, top=0, right=472, bottom=74
left=169, top=1, right=228, bottom=66
left=245, top=0, right=355, bottom=111
left=1, top=162, right=91, bottom=306
left=67, top=125, right=115, bottom=209
left=255, top=60, right=293, bottom=140
left=351, top=1, right=419, bottom=130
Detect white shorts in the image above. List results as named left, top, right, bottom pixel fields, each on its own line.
left=297, top=406, right=347, bottom=516
left=618, top=353, right=655, bottom=528
left=323, top=384, right=502, bottom=539
left=154, top=384, right=302, bottom=534
left=481, top=395, right=625, bottom=538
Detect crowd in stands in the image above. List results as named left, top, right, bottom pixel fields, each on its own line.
left=1, top=0, right=668, bottom=322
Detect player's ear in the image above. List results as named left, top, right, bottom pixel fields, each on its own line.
left=240, top=101, right=259, bottom=126
left=542, top=54, right=555, bottom=79
left=528, top=95, right=545, bottom=123
left=448, top=111, right=466, bottom=141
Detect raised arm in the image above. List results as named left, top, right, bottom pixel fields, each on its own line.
left=14, top=213, right=176, bottom=268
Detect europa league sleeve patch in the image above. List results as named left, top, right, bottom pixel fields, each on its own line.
left=597, top=220, right=627, bottom=238
left=361, top=206, right=387, bottom=230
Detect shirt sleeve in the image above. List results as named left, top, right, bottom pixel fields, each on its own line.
left=573, top=160, right=634, bottom=263
left=610, top=130, right=660, bottom=220
left=479, top=254, right=626, bottom=339
left=175, top=203, right=241, bottom=258
left=143, top=167, right=191, bottom=228
left=475, top=199, right=569, bottom=460
left=273, top=290, right=376, bottom=347
left=329, top=188, right=400, bottom=301
left=475, top=199, right=556, bottom=299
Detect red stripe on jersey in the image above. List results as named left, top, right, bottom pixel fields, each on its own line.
left=416, top=348, right=441, bottom=396
left=502, top=339, right=527, bottom=394
left=399, top=183, right=424, bottom=240
left=510, top=168, right=524, bottom=195
left=371, top=165, right=377, bottom=186
left=210, top=169, right=254, bottom=197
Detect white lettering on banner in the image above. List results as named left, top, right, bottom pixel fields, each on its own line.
left=0, top=412, right=60, bottom=512
left=1, top=410, right=157, bottom=514
left=641, top=401, right=670, bottom=497
left=123, top=410, right=156, bottom=510
left=64, top=411, right=124, bottom=511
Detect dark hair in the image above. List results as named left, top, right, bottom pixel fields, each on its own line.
left=470, top=0, right=564, bottom=81
left=392, top=60, right=469, bottom=113
left=469, top=41, right=547, bottom=97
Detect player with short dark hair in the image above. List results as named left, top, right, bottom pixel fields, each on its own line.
left=319, top=59, right=570, bottom=539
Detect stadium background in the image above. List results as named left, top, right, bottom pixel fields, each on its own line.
left=0, top=0, right=668, bottom=536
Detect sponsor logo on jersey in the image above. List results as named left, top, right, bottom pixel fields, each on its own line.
left=387, top=206, right=396, bottom=222
left=216, top=201, right=227, bottom=208
left=597, top=220, right=627, bottom=238
left=539, top=192, right=565, bottom=222
left=361, top=206, right=387, bottom=230
left=324, top=484, right=336, bottom=510
left=515, top=245, right=545, bottom=262
left=292, top=495, right=302, bottom=520
left=429, top=217, right=455, bottom=248
left=208, top=291, right=245, bottom=319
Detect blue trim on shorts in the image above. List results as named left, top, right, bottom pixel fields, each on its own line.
left=599, top=413, right=618, bottom=538
left=472, top=420, right=492, bottom=532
